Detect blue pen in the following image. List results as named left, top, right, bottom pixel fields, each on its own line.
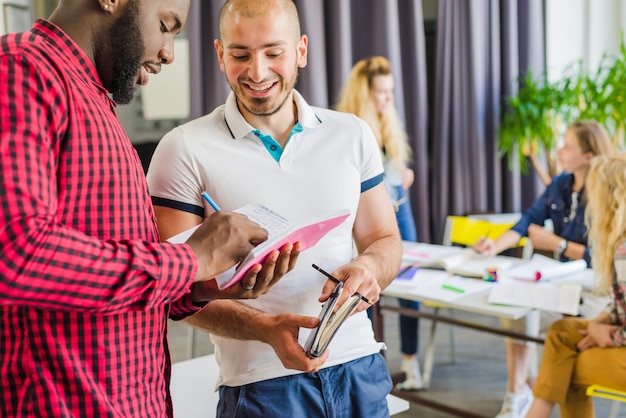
left=202, top=192, right=221, bottom=212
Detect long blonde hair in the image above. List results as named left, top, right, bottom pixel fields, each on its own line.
left=585, top=153, right=626, bottom=291
left=335, top=56, right=411, bottom=171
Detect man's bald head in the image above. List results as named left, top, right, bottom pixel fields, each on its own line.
left=219, top=0, right=301, bottom=42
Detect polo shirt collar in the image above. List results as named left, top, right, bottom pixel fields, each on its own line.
left=223, top=89, right=322, bottom=139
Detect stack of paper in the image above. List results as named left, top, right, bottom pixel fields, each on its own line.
left=488, top=281, right=582, bottom=315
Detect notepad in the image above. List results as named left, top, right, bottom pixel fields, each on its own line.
left=303, top=281, right=361, bottom=358
left=168, top=203, right=350, bottom=289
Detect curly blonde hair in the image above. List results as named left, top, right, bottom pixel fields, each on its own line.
left=335, top=56, right=411, bottom=171
left=585, top=153, right=626, bottom=290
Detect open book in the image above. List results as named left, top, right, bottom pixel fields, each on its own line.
left=488, top=280, right=583, bottom=315
left=168, top=203, right=350, bottom=289
left=419, top=247, right=515, bottom=278
left=303, top=281, right=361, bottom=358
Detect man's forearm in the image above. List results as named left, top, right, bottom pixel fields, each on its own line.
left=356, top=235, right=402, bottom=290
left=184, top=300, right=269, bottom=341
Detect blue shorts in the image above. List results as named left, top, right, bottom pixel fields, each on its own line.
left=216, top=353, right=392, bottom=418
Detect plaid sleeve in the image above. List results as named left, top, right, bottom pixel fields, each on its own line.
left=0, top=44, right=197, bottom=313
left=170, top=291, right=208, bottom=320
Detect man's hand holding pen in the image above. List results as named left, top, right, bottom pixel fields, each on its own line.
left=186, top=211, right=268, bottom=283
left=312, top=264, right=378, bottom=313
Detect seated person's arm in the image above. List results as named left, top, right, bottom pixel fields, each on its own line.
left=527, top=224, right=589, bottom=263
left=561, top=241, right=588, bottom=263
left=474, top=229, right=522, bottom=256
left=578, top=311, right=619, bottom=351
left=476, top=182, right=555, bottom=256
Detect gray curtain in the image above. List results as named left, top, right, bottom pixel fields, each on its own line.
left=430, top=0, right=545, bottom=243
left=187, top=1, right=229, bottom=119
left=187, top=0, right=544, bottom=245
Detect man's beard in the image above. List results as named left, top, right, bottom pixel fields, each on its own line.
left=230, top=67, right=299, bottom=117
left=108, top=1, right=144, bottom=104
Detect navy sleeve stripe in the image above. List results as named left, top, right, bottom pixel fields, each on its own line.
left=361, top=173, right=384, bottom=193
left=152, top=196, right=205, bottom=217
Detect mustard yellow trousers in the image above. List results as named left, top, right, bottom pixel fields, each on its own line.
left=533, top=317, right=626, bottom=418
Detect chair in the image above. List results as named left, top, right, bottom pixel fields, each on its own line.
left=586, top=384, right=626, bottom=418
left=442, top=214, right=533, bottom=259
left=420, top=214, right=533, bottom=388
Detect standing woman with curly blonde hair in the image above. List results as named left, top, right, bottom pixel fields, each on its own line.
left=336, top=56, right=422, bottom=391
left=525, top=153, right=626, bottom=418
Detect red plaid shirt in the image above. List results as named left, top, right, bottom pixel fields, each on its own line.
left=0, top=21, right=200, bottom=417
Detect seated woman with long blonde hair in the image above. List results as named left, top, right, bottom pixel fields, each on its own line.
left=526, top=153, right=626, bottom=418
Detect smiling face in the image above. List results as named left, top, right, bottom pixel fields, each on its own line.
left=98, top=0, right=189, bottom=104
left=214, top=1, right=307, bottom=120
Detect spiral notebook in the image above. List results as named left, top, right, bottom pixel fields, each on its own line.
left=303, top=281, right=361, bottom=358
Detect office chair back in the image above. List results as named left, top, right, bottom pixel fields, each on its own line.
left=442, top=215, right=533, bottom=260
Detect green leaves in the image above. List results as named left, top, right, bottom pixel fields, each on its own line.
left=498, top=33, right=626, bottom=175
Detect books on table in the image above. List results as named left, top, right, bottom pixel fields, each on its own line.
left=391, top=268, right=493, bottom=303
left=501, top=253, right=588, bottom=281
left=168, top=203, right=350, bottom=289
left=403, top=244, right=514, bottom=278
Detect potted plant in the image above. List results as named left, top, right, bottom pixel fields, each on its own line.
left=498, top=37, right=626, bottom=184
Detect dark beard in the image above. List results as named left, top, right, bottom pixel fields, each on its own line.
left=108, top=1, right=144, bottom=104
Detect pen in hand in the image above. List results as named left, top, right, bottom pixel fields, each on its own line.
left=311, top=264, right=373, bottom=305
left=202, top=191, right=221, bottom=212
left=312, top=264, right=340, bottom=283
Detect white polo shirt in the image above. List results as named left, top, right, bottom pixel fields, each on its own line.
left=147, top=91, right=386, bottom=387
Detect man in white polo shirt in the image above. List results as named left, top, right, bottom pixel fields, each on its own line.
left=147, top=0, right=402, bottom=416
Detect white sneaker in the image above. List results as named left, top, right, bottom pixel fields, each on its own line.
left=494, top=385, right=533, bottom=418
left=396, top=357, right=424, bottom=391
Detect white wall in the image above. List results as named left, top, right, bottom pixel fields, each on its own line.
left=546, top=0, right=625, bottom=81
left=0, top=0, right=188, bottom=144
left=1, top=0, right=34, bottom=35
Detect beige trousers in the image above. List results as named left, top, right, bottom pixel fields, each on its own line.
left=533, top=317, right=626, bottom=418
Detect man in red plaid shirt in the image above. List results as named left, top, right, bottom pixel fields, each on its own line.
left=0, top=1, right=298, bottom=416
